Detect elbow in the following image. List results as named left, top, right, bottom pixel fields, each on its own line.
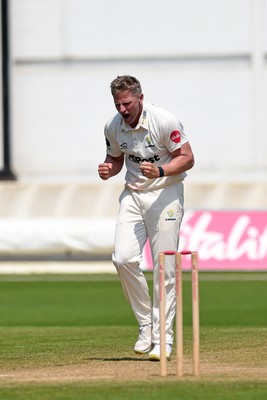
left=187, top=154, right=195, bottom=171
left=191, top=154, right=195, bottom=169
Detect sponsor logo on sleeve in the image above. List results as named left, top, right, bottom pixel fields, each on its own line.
left=106, top=138, right=111, bottom=149
left=170, top=130, right=181, bottom=143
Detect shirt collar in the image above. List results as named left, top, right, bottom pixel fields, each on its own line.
left=121, top=105, right=149, bottom=132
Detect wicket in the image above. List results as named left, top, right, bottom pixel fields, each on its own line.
left=158, top=250, right=200, bottom=377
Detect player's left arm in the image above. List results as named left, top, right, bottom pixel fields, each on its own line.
left=140, top=141, right=194, bottom=178
left=163, top=141, right=195, bottom=176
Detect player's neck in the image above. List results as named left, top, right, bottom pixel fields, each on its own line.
left=129, top=106, right=143, bottom=128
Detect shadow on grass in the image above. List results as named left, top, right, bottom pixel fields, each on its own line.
left=84, top=357, right=150, bottom=362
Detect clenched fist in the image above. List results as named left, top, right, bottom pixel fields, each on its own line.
left=140, top=162, right=161, bottom=179
left=98, top=163, right=113, bottom=180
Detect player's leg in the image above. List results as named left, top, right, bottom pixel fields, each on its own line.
left=112, top=189, right=152, bottom=353
left=144, top=183, right=184, bottom=359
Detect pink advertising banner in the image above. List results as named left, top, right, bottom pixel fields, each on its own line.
left=142, top=210, right=267, bottom=271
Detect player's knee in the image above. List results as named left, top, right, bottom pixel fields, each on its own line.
left=112, top=252, right=139, bottom=270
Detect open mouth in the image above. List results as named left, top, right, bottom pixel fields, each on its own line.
left=122, top=113, right=130, bottom=121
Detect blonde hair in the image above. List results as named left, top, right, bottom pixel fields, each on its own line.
left=110, top=75, right=142, bottom=96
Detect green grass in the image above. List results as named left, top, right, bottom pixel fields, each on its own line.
left=0, top=272, right=266, bottom=399
left=1, top=381, right=267, bottom=400
left=0, top=279, right=136, bottom=327
left=0, top=273, right=266, bottom=327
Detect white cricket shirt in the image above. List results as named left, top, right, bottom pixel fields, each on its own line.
left=104, top=102, right=188, bottom=191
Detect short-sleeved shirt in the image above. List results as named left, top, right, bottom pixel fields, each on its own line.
left=104, top=102, right=188, bottom=191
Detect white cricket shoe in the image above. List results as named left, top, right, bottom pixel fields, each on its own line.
left=134, top=324, right=152, bottom=354
left=148, top=343, right=172, bottom=361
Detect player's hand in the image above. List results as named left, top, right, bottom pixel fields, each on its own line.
left=98, top=163, right=113, bottom=180
left=140, top=162, right=160, bottom=179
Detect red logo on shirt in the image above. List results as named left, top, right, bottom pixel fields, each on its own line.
left=170, top=130, right=181, bottom=143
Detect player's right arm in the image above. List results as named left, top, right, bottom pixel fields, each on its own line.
left=98, top=154, right=124, bottom=180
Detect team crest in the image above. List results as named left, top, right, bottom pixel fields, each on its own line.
left=145, top=134, right=155, bottom=148
left=165, top=209, right=176, bottom=221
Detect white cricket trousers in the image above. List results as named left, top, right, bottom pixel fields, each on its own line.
left=112, top=181, right=184, bottom=345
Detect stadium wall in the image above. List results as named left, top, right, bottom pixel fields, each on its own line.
left=1, top=0, right=265, bottom=181
left=0, top=1, right=267, bottom=269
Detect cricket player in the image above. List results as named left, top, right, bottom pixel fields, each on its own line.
left=98, top=75, right=194, bottom=360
